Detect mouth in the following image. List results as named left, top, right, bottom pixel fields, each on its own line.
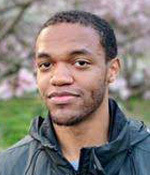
left=48, top=91, right=80, bottom=104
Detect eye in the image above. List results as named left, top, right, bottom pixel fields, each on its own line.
left=74, top=60, right=90, bottom=68
left=39, top=62, right=52, bottom=71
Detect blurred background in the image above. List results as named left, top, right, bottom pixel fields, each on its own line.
left=0, top=0, right=150, bottom=150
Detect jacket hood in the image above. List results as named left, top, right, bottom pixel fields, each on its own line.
left=29, top=115, right=60, bottom=151
left=29, top=99, right=150, bottom=174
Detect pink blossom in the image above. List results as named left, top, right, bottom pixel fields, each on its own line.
left=0, top=80, right=13, bottom=100
left=16, top=68, right=37, bottom=95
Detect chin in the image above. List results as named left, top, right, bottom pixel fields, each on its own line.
left=50, top=112, right=86, bottom=126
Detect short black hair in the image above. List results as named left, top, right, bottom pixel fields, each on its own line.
left=38, top=10, right=117, bottom=61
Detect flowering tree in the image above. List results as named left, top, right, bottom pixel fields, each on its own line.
left=78, top=0, right=150, bottom=99
left=78, top=0, right=150, bottom=86
left=0, top=0, right=149, bottom=99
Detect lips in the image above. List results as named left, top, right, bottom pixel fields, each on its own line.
left=48, top=91, right=80, bottom=104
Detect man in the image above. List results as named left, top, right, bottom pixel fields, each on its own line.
left=0, top=10, right=150, bottom=175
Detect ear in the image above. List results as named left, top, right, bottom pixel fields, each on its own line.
left=106, top=58, right=120, bottom=84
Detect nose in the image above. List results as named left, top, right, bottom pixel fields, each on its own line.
left=50, top=63, right=74, bottom=86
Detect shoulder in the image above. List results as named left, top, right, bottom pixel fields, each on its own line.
left=0, top=135, right=34, bottom=175
left=119, top=119, right=150, bottom=173
left=128, top=119, right=150, bottom=168
left=127, top=118, right=150, bottom=151
left=0, top=135, right=33, bottom=157
left=134, top=134, right=150, bottom=173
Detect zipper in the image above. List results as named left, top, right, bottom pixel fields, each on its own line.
left=45, top=146, right=80, bottom=175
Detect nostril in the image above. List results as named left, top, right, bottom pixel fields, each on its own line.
left=50, top=74, right=74, bottom=86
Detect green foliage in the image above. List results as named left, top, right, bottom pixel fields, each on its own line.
left=0, top=97, right=149, bottom=150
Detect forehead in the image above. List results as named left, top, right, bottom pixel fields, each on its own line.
left=36, top=23, right=103, bottom=56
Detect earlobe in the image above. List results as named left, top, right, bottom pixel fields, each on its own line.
left=107, top=58, right=120, bottom=84
left=108, top=76, right=115, bottom=83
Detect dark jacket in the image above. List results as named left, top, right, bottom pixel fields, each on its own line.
left=0, top=99, right=150, bottom=175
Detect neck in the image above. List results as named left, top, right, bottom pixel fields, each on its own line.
left=53, top=97, right=109, bottom=162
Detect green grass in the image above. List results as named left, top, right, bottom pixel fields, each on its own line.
left=0, top=96, right=149, bottom=150
left=121, top=97, right=150, bottom=124
left=0, top=96, right=47, bottom=149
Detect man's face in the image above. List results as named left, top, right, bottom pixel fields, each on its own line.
left=35, top=23, right=109, bottom=126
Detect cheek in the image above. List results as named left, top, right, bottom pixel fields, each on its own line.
left=37, top=73, right=49, bottom=97
left=78, top=70, right=106, bottom=91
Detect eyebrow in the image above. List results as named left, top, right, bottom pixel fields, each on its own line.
left=69, top=49, right=92, bottom=56
left=36, top=49, right=92, bottom=60
left=36, top=52, right=51, bottom=59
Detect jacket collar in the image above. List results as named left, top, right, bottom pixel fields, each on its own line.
left=108, top=98, right=127, bottom=142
